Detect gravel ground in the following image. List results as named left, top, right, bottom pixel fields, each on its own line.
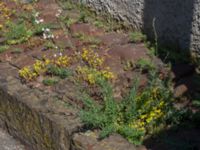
left=0, top=128, right=27, bottom=150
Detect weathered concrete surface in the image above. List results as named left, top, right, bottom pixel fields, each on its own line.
left=73, top=0, right=200, bottom=57
left=0, top=128, right=26, bottom=150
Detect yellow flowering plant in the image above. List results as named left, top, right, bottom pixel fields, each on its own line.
left=19, top=60, right=47, bottom=81
left=33, top=60, right=47, bottom=75
left=54, top=55, right=71, bottom=67
left=80, top=71, right=175, bottom=145
left=19, top=55, right=72, bottom=81
left=81, top=48, right=104, bottom=68
left=19, top=67, right=38, bottom=81
left=0, top=2, right=11, bottom=28
left=76, top=66, right=115, bottom=84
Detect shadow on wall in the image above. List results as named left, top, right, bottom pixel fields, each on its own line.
left=143, top=121, right=200, bottom=150
left=142, top=1, right=200, bottom=150
left=143, top=0, right=194, bottom=52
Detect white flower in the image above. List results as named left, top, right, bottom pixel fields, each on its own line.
left=59, top=52, right=62, bottom=56
left=34, top=12, right=39, bottom=17
left=43, top=33, right=47, bottom=39
left=55, top=46, right=58, bottom=49
left=35, top=19, right=40, bottom=24
left=54, top=54, right=57, bottom=57
left=45, top=28, right=50, bottom=32
left=56, top=13, right=60, bottom=17
left=39, top=19, right=44, bottom=23
left=55, top=9, right=62, bottom=17
left=58, top=9, right=62, bottom=13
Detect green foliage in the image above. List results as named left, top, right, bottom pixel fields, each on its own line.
left=43, top=78, right=59, bottom=86
left=93, top=20, right=105, bottom=28
left=123, top=60, right=134, bottom=71
left=73, top=32, right=101, bottom=45
left=47, top=65, right=72, bottom=79
left=4, top=21, right=33, bottom=45
left=136, top=58, right=155, bottom=71
left=145, top=41, right=190, bottom=64
left=130, top=32, right=146, bottom=43
left=192, top=100, right=200, bottom=108
left=78, top=12, right=88, bottom=23
left=80, top=78, right=144, bottom=145
left=43, top=41, right=57, bottom=50
left=32, top=23, right=58, bottom=35
left=59, top=1, right=75, bottom=10
left=0, top=45, right=9, bottom=53
left=158, top=48, right=190, bottom=64
left=60, top=15, right=75, bottom=28
left=80, top=71, right=176, bottom=145
left=17, top=11, right=33, bottom=22
left=11, top=48, right=23, bottom=54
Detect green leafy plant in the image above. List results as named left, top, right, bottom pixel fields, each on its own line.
left=93, top=20, right=105, bottom=28
left=73, top=32, right=101, bottom=45
left=4, top=21, right=33, bottom=45
left=136, top=58, right=155, bottom=71
left=65, top=17, right=76, bottom=28
left=157, top=47, right=190, bottom=64
left=47, top=65, right=72, bottom=79
left=43, top=41, right=57, bottom=50
left=0, top=45, right=9, bottom=53
left=78, top=12, right=88, bottom=23
left=59, top=1, right=75, bottom=10
left=43, top=78, right=59, bottom=86
left=80, top=71, right=176, bottom=145
left=60, top=15, right=76, bottom=28
left=192, top=100, right=200, bottom=108
left=123, top=60, right=134, bottom=71
left=11, top=48, right=23, bottom=54
left=130, top=32, right=146, bottom=43
left=18, top=11, right=33, bottom=22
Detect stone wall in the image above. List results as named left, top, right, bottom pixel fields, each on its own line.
left=0, top=62, right=138, bottom=150
left=75, top=0, right=200, bottom=56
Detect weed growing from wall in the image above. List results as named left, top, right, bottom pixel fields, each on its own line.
left=80, top=70, right=177, bottom=145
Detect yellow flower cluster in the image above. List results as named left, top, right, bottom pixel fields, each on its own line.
left=54, top=56, right=71, bottom=67
left=19, top=60, right=47, bottom=81
left=129, top=87, right=167, bottom=133
left=76, top=66, right=114, bottom=84
left=0, top=2, right=11, bottom=30
left=81, top=48, right=104, bottom=68
left=19, top=67, right=38, bottom=81
left=19, top=47, right=113, bottom=84
left=33, top=60, right=47, bottom=74
left=129, top=120, right=145, bottom=132
left=138, top=102, right=164, bottom=125
left=101, top=68, right=115, bottom=79
left=19, top=55, right=71, bottom=81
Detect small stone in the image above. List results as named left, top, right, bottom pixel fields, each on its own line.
left=174, top=84, right=188, bottom=98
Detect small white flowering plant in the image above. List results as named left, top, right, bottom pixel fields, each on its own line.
left=31, top=11, right=55, bottom=39
left=42, top=28, right=54, bottom=39
left=55, top=9, right=62, bottom=18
